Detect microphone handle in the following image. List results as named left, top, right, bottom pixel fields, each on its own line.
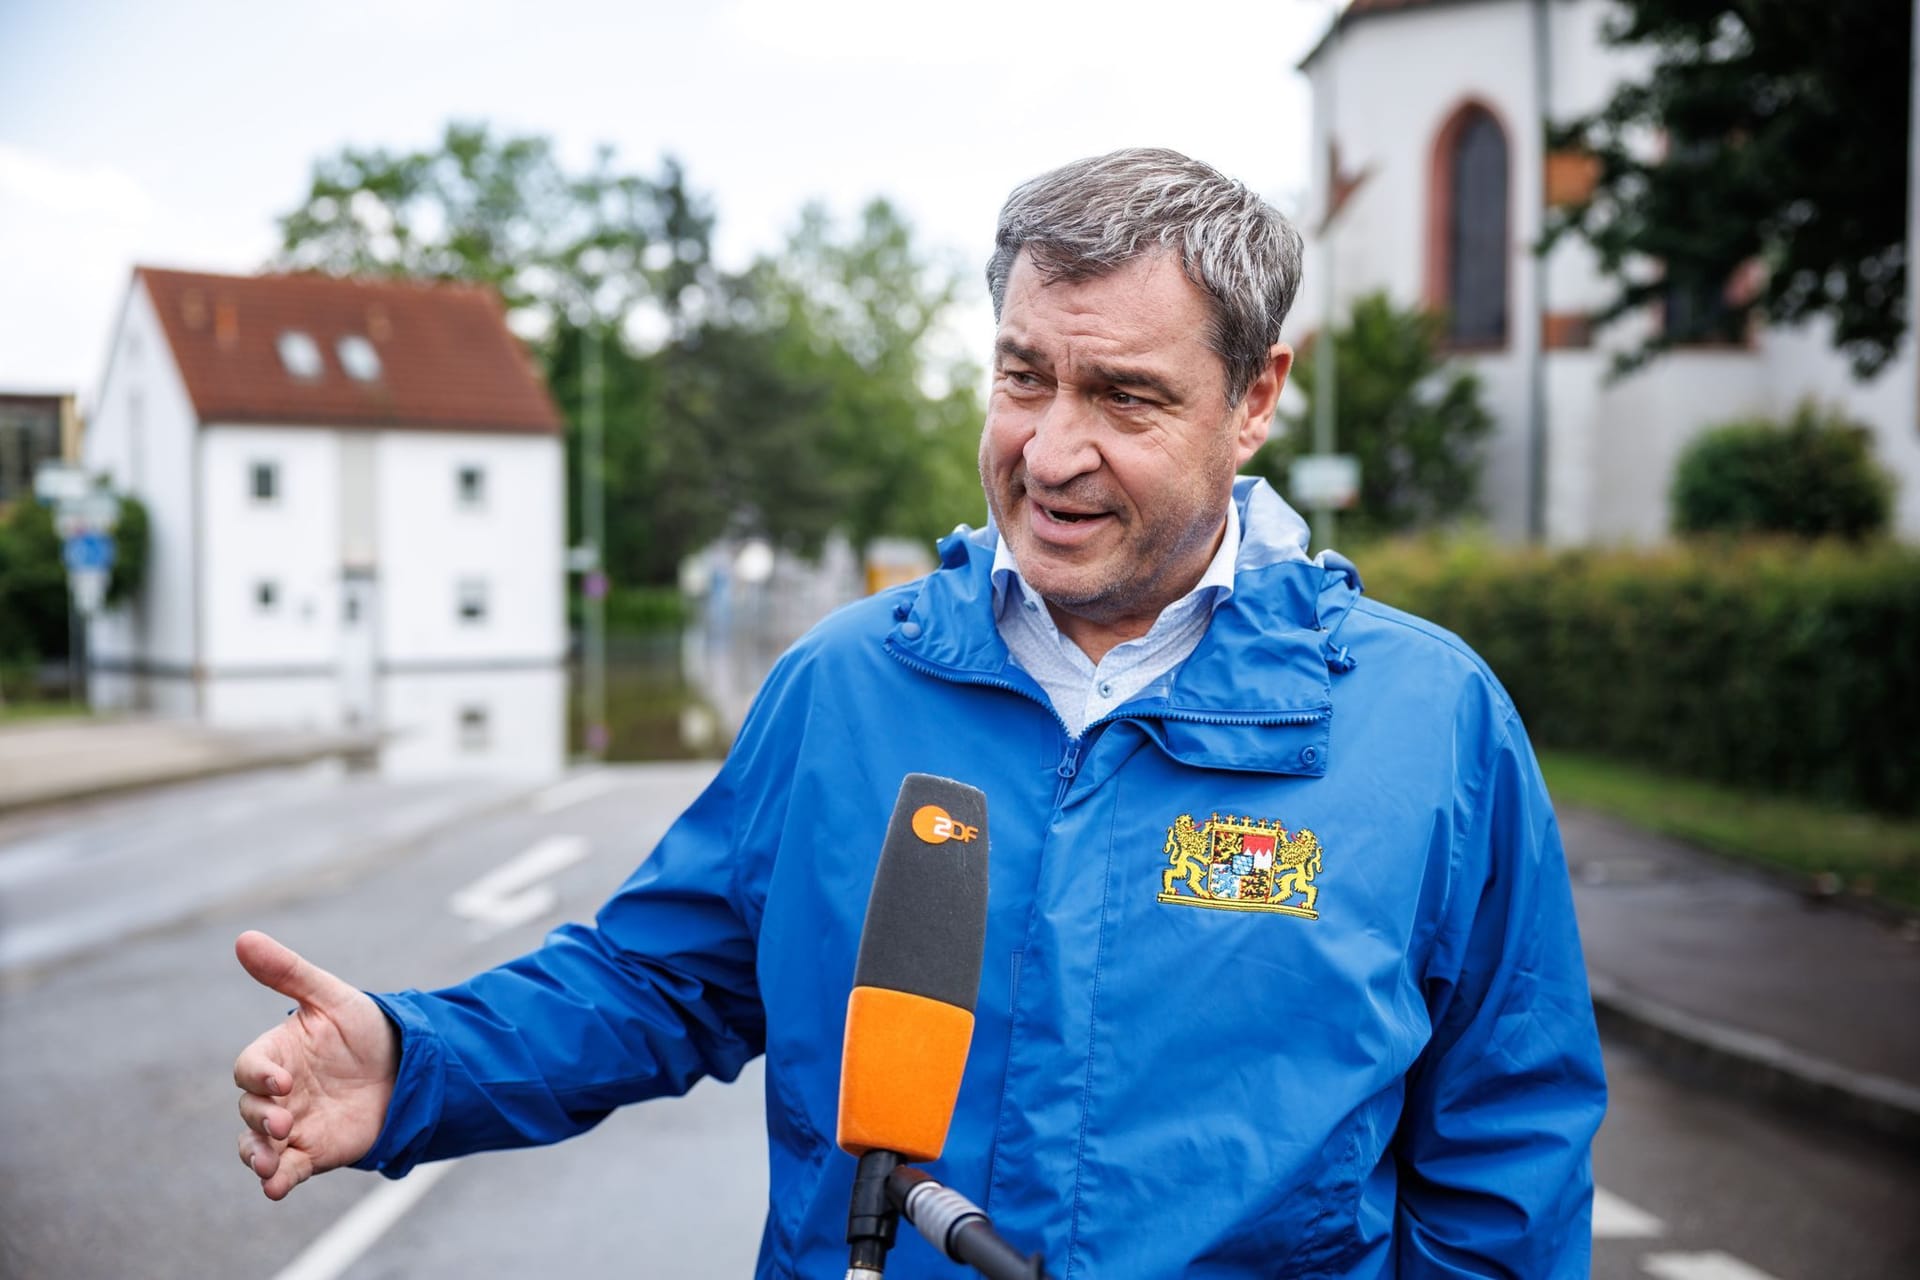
left=888, top=1165, right=1054, bottom=1280
left=845, top=1149, right=901, bottom=1277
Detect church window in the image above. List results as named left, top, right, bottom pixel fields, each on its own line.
left=1429, top=102, right=1511, bottom=347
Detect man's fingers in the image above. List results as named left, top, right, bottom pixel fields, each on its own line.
left=240, top=1131, right=281, bottom=1179
left=233, top=1038, right=290, bottom=1096
left=238, top=1091, right=290, bottom=1139
left=235, top=930, right=350, bottom=1011
left=261, top=1149, right=313, bottom=1201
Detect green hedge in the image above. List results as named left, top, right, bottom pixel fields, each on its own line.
left=568, top=585, right=692, bottom=636
left=1360, top=537, right=1920, bottom=815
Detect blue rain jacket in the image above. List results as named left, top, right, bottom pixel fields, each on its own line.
left=360, top=478, right=1606, bottom=1277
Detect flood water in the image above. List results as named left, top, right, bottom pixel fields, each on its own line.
left=567, top=628, right=788, bottom=764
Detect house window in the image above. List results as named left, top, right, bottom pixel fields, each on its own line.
left=337, top=334, right=382, bottom=382
left=250, top=460, right=278, bottom=503
left=456, top=464, right=486, bottom=509
left=255, top=580, right=279, bottom=613
left=1430, top=103, right=1510, bottom=346
left=457, top=578, right=489, bottom=625
left=276, top=331, right=324, bottom=380
left=458, top=704, right=491, bottom=751
left=1663, top=270, right=1741, bottom=344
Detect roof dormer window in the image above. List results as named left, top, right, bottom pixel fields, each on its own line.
left=277, top=330, right=324, bottom=380
left=337, top=334, right=382, bottom=382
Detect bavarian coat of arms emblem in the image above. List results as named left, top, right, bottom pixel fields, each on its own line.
left=1157, top=812, right=1323, bottom=919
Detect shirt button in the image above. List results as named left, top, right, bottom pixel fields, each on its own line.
left=899, top=620, right=922, bottom=639
left=1098, top=681, right=1114, bottom=698
left=1025, top=600, right=1039, bottom=612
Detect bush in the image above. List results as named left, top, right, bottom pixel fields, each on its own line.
left=1363, top=537, right=1920, bottom=815
left=567, top=585, right=692, bottom=637
left=1671, top=403, right=1895, bottom=539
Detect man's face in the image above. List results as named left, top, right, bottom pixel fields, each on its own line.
left=979, top=249, right=1289, bottom=655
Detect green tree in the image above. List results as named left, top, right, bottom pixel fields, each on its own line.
left=1671, top=402, right=1896, bottom=538
left=275, top=122, right=713, bottom=342
left=278, top=128, right=985, bottom=585
left=721, top=201, right=985, bottom=554
left=0, top=491, right=146, bottom=690
left=1545, top=2, right=1910, bottom=377
left=0, top=500, right=67, bottom=671
left=1254, top=292, right=1493, bottom=540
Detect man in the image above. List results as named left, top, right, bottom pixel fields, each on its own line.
left=235, top=148, right=1606, bottom=1276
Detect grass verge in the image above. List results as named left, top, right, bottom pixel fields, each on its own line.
left=1537, top=749, right=1920, bottom=913
left=0, top=700, right=90, bottom=726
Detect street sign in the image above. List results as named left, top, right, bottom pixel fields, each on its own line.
left=63, top=531, right=116, bottom=572
left=33, top=463, right=89, bottom=505
left=69, top=568, right=108, bottom=614
left=1289, top=454, right=1362, bottom=510
left=54, top=492, right=120, bottom=538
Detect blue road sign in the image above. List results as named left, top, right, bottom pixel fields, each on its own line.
left=63, top=531, right=116, bottom=572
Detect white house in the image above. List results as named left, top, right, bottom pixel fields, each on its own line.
left=84, top=267, right=568, bottom=777
left=1300, top=0, right=1920, bottom=543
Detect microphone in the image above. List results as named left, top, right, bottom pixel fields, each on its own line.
left=839, top=773, right=989, bottom=1277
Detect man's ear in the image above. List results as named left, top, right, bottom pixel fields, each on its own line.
left=1233, top=342, right=1293, bottom=465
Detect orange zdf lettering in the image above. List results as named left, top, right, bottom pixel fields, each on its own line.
left=911, top=804, right=979, bottom=845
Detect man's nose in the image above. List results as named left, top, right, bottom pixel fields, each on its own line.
left=1022, top=395, right=1099, bottom=488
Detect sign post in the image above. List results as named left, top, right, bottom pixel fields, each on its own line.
left=36, top=469, right=121, bottom=704
left=1288, top=454, right=1361, bottom=516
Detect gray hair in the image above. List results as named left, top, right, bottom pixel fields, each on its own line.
left=987, top=147, right=1305, bottom=405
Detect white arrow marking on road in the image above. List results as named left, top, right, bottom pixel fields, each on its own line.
left=1641, top=1252, right=1784, bottom=1280
left=448, top=835, right=589, bottom=936
left=270, top=1161, right=454, bottom=1280
left=530, top=769, right=622, bottom=815
left=1593, top=1187, right=1665, bottom=1238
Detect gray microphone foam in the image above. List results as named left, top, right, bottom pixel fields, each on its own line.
left=851, top=773, right=990, bottom=1012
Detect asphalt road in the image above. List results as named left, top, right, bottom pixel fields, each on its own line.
left=1, top=765, right=1915, bottom=1279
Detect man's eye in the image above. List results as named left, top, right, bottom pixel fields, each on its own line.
left=1110, top=391, right=1144, bottom=407
left=1006, top=370, right=1041, bottom=387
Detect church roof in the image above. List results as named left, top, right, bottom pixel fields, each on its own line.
left=134, top=267, right=563, bottom=435
left=1299, top=0, right=1494, bottom=71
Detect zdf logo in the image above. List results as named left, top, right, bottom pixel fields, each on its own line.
left=911, top=804, right=979, bottom=845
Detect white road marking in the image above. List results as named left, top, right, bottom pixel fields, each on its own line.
left=269, top=1161, right=454, bottom=1280
left=448, top=834, right=589, bottom=935
left=530, top=770, right=622, bottom=815
left=1593, top=1186, right=1666, bottom=1239
left=1641, top=1252, right=1785, bottom=1280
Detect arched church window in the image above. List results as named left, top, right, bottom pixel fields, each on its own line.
left=1429, top=103, right=1510, bottom=347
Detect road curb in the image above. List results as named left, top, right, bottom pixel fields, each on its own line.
left=1590, top=973, right=1920, bottom=1152
left=0, top=736, right=384, bottom=819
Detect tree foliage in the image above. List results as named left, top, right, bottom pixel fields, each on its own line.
left=0, top=492, right=146, bottom=675
left=1253, top=292, right=1493, bottom=539
left=1670, top=402, right=1896, bottom=538
left=276, top=121, right=715, bottom=342
left=277, top=126, right=984, bottom=586
left=1545, top=1, right=1910, bottom=377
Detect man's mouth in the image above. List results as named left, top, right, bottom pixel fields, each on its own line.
left=1041, top=505, right=1100, bottom=524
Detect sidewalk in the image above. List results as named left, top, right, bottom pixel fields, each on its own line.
left=1563, top=805, right=1920, bottom=1148
left=0, top=716, right=382, bottom=815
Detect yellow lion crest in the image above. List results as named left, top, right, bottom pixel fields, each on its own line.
left=1157, top=812, right=1322, bottom=919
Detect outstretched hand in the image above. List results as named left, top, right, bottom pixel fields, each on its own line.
left=232, top=931, right=399, bottom=1201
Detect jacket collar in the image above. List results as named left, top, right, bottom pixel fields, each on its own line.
left=887, top=479, right=1362, bottom=776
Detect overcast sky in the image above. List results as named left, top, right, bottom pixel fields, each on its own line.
left=0, top=0, right=1336, bottom=404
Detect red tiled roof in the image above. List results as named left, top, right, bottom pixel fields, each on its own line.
left=135, top=267, right=563, bottom=435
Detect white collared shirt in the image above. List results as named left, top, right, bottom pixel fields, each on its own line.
left=990, top=501, right=1240, bottom=738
